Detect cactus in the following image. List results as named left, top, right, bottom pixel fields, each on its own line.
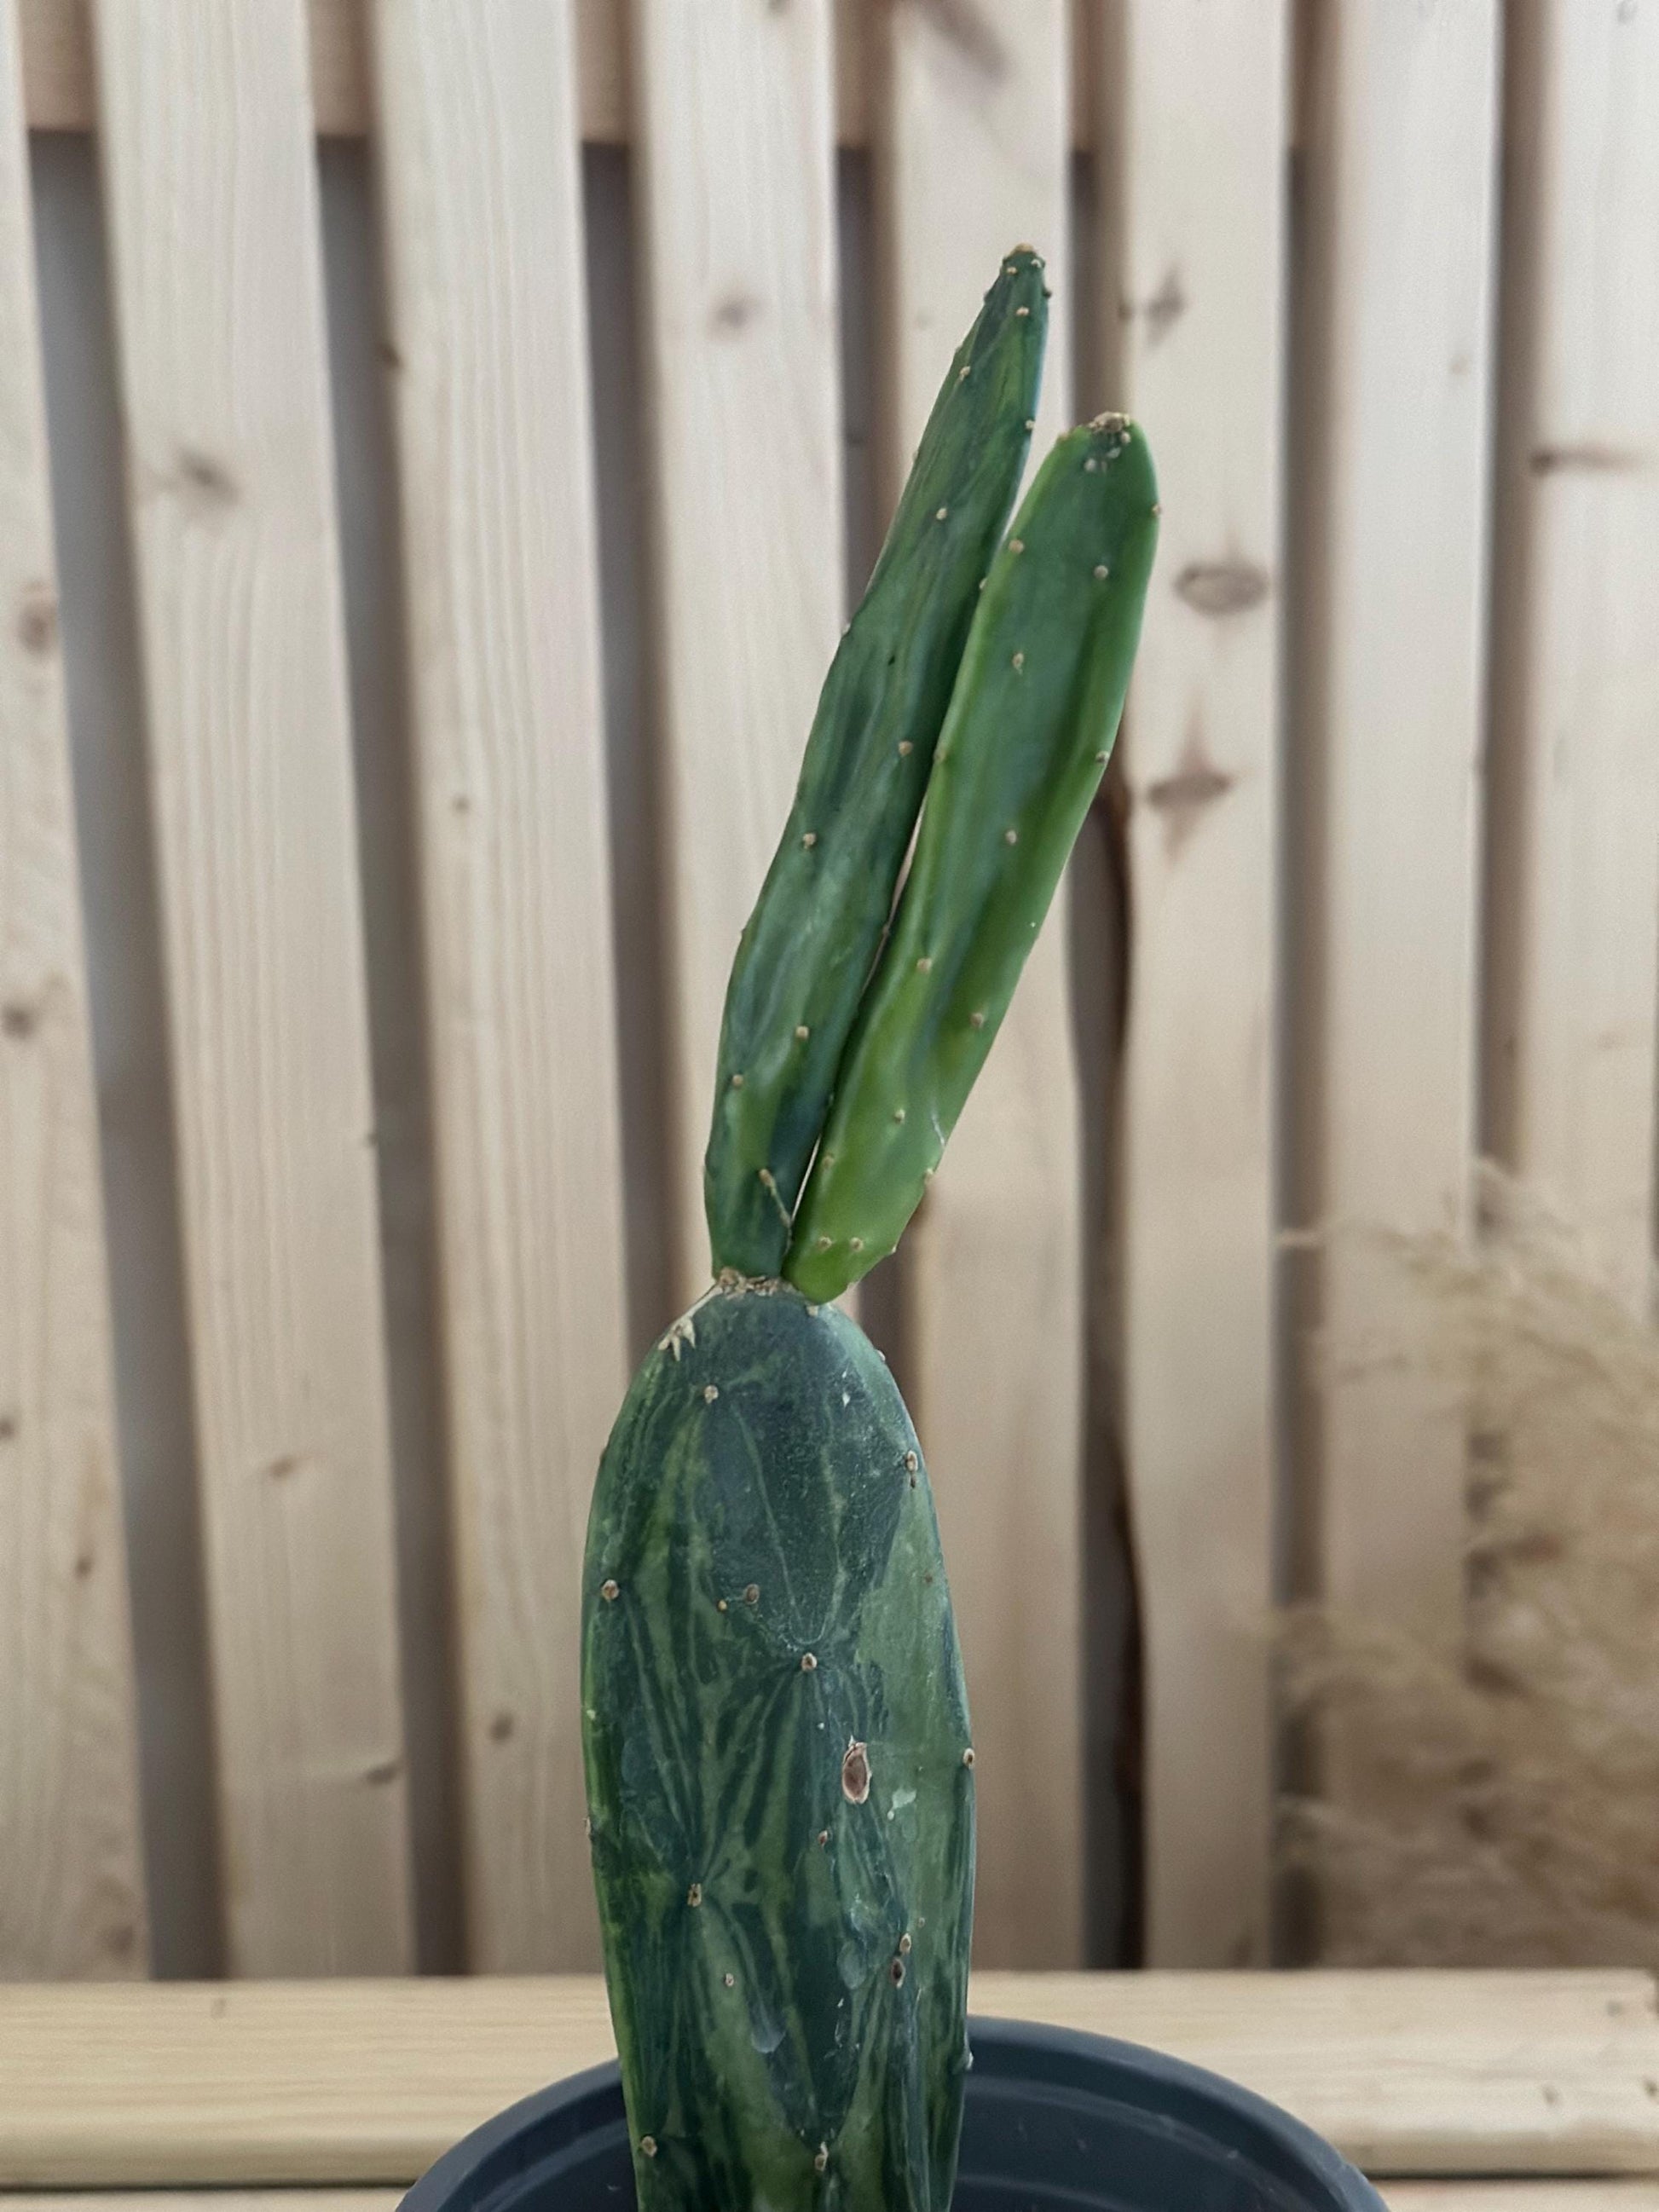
left=582, top=1282, right=971, bottom=2212
left=786, top=413, right=1159, bottom=1302
left=583, top=260, right=1158, bottom=2212
left=705, top=251, right=1048, bottom=1282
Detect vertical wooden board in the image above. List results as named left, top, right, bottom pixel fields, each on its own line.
left=90, top=0, right=412, bottom=1974
left=1103, top=0, right=1288, bottom=1967
left=0, top=0, right=147, bottom=1979
left=372, top=0, right=631, bottom=1972
left=1485, top=0, right=1659, bottom=1311
left=1295, top=0, right=1500, bottom=1901
left=877, top=0, right=1078, bottom=1967
left=629, top=0, right=843, bottom=1308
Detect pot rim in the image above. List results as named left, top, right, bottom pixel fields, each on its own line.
left=401, top=2012, right=1384, bottom=2212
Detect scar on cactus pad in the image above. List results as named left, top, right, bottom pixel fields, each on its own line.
left=581, top=249, right=1157, bottom=2212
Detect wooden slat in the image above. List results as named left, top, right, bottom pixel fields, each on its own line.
left=17, top=2186, right=1659, bottom=2212
left=630, top=0, right=843, bottom=1302
left=876, top=0, right=1079, bottom=1969
left=1291, top=0, right=1500, bottom=1892
left=1483, top=0, right=1659, bottom=1308
left=23, top=0, right=619, bottom=136
left=371, top=0, right=630, bottom=1973
left=1101, top=0, right=1288, bottom=1968
left=19, top=0, right=1101, bottom=147
left=0, top=0, right=147, bottom=1978
left=1386, top=2191, right=1659, bottom=2212
left=3, top=2200, right=399, bottom=2212
left=22, top=0, right=394, bottom=135
left=1, top=1972, right=1656, bottom=2186
left=90, top=0, right=411, bottom=1975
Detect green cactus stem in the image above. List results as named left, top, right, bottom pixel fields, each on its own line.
left=582, top=1279, right=973, bottom=2212
left=704, top=251, right=1049, bottom=1281
left=785, top=414, right=1159, bottom=1302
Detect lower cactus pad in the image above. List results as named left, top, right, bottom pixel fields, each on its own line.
left=581, top=1278, right=974, bottom=2212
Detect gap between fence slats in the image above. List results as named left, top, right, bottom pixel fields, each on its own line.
left=371, top=0, right=630, bottom=1974
left=1288, top=0, right=1502, bottom=1943
left=1483, top=0, right=1659, bottom=1312
left=876, top=0, right=1081, bottom=1970
left=1099, top=0, right=1288, bottom=1970
left=0, top=0, right=147, bottom=1979
left=90, top=0, right=412, bottom=1974
left=629, top=0, right=844, bottom=1309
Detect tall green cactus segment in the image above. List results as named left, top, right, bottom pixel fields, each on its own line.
left=704, top=251, right=1049, bottom=1281
left=583, top=1280, right=973, bottom=2212
left=785, top=414, right=1159, bottom=1302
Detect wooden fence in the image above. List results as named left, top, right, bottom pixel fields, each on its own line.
left=2, top=0, right=1654, bottom=1982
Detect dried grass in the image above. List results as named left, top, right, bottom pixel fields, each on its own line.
left=1281, top=1171, right=1659, bottom=1968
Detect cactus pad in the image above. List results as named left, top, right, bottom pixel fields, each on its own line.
left=704, top=252, right=1048, bottom=1281
left=583, top=1281, right=973, bottom=2212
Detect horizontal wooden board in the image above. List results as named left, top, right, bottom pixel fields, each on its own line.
left=17, top=0, right=1099, bottom=144
left=1386, top=2192, right=1659, bottom=2212
left=0, top=2199, right=400, bottom=2212
left=1, top=1972, right=1656, bottom=2186
left=8, top=2192, right=1659, bottom=2212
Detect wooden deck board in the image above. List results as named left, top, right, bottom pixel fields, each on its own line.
left=1, top=1972, right=1655, bottom=2187
left=8, top=2188, right=1659, bottom=2212
left=1385, top=2191, right=1659, bottom=2212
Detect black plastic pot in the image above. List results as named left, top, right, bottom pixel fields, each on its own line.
left=402, top=2015, right=1385, bottom=2212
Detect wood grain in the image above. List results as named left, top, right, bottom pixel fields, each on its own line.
left=18, top=1, right=1104, bottom=147
left=1100, top=0, right=1288, bottom=1969
left=16, top=2164, right=1659, bottom=2212
left=1385, top=2191, right=1659, bottom=2212
left=0, top=0, right=147, bottom=1979
left=1483, top=0, right=1659, bottom=1308
left=1, top=1971, right=1656, bottom=2186
left=1290, top=0, right=1501, bottom=1915
left=372, top=0, right=631, bottom=1973
left=19, top=2190, right=1659, bottom=2212
left=876, top=0, right=1080, bottom=1969
left=21, top=0, right=623, bottom=135
left=3, top=2200, right=400, bottom=2212
left=630, top=0, right=844, bottom=1303
left=90, top=0, right=412, bottom=1974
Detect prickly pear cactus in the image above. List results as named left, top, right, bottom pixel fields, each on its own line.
left=787, top=413, right=1159, bottom=1301
left=582, top=1280, right=973, bottom=2212
left=582, top=248, right=1158, bottom=2212
left=704, top=251, right=1048, bottom=1283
